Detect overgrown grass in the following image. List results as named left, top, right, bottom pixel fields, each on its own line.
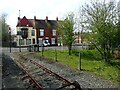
left=72, top=49, right=102, bottom=60
left=37, top=50, right=120, bottom=85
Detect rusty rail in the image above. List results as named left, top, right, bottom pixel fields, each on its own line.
left=15, top=60, right=43, bottom=90
left=30, top=60, right=82, bottom=90
left=30, top=60, right=71, bottom=84
left=13, top=54, right=82, bottom=90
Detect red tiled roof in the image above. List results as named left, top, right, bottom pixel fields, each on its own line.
left=16, top=16, right=58, bottom=29
left=16, top=16, right=33, bottom=27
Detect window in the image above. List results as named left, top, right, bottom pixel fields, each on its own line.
left=52, top=30, right=56, bottom=36
left=17, top=31, right=21, bottom=35
left=19, top=39, right=24, bottom=45
left=40, top=29, right=44, bottom=36
left=26, top=39, right=31, bottom=45
left=51, top=38, right=55, bottom=44
left=38, top=38, right=43, bottom=46
left=21, top=28, right=28, bottom=38
left=31, top=30, right=35, bottom=36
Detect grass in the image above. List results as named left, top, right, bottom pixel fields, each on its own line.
left=37, top=49, right=120, bottom=85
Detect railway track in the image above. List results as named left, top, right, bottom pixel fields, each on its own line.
left=13, top=55, right=82, bottom=90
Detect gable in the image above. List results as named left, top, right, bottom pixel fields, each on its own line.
left=16, top=16, right=33, bottom=27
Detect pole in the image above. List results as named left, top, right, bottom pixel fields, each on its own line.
left=55, top=49, right=57, bottom=62
left=78, top=52, right=81, bottom=70
left=19, top=39, right=21, bottom=52
left=19, top=32, right=21, bottom=52
left=42, top=45, right=44, bottom=56
left=9, top=31, right=11, bottom=53
left=19, top=10, right=21, bottom=52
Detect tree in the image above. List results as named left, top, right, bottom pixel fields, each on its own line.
left=58, top=13, right=75, bottom=55
left=82, top=0, right=119, bottom=63
left=0, top=13, right=9, bottom=42
left=117, top=0, right=120, bottom=20
left=75, top=6, right=87, bottom=44
left=0, top=17, right=2, bottom=40
left=116, top=0, right=120, bottom=49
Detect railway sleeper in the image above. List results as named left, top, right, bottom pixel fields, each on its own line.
left=56, top=81, right=82, bottom=90
left=21, top=75, right=29, bottom=80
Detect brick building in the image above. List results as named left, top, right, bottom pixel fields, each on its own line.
left=16, top=16, right=58, bottom=46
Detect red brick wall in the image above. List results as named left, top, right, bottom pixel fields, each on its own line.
left=36, top=28, right=58, bottom=45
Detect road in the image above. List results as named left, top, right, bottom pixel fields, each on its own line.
left=2, top=46, right=68, bottom=54
left=2, top=45, right=89, bottom=54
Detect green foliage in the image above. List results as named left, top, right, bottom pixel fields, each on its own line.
left=0, top=18, right=2, bottom=40
left=57, top=13, right=75, bottom=55
left=113, top=22, right=120, bottom=49
left=0, top=13, right=9, bottom=42
left=72, top=49, right=101, bottom=60
left=82, top=1, right=119, bottom=62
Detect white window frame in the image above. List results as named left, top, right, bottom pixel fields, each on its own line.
left=38, top=38, right=43, bottom=46
left=26, top=39, right=31, bottom=45
left=52, top=30, right=56, bottom=36
left=40, top=29, right=44, bottom=36
left=19, top=39, right=24, bottom=45
left=31, top=30, right=35, bottom=36
left=51, top=38, right=55, bottom=44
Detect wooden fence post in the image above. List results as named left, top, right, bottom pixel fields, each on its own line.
left=78, top=52, right=82, bottom=70
left=55, top=49, right=57, bottom=62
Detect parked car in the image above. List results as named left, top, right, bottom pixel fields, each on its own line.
left=43, top=39, right=50, bottom=46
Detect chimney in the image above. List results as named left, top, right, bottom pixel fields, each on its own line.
left=56, top=17, right=58, bottom=21
left=18, top=17, right=20, bottom=25
left=18, top=17, right=20, bottom=20
left=33, top=16, right=36, bottom=29
left=34, top=16, right=36, bottom=20
left=46, top=16, right=48, bottom=20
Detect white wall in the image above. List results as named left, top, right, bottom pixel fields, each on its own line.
left=16, top=27, right=37, bottom=46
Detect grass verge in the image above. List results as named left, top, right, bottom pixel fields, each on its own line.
left=36, top=50, right=120, bottom=85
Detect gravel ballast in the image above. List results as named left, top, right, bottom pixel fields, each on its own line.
left=10, top=52, right=119, bottom=89
left=2, top=53, right=36, bottom=89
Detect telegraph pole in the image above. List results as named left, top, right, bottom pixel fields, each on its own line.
left=19, top=10, right=21, bottom=52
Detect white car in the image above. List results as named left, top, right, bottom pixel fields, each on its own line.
left=43, top=40, right=50, bottom=46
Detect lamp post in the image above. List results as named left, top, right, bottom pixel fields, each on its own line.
left=8, top=28, right=11, bottom=53
left=19, top=10, right=21, bottom=52
left=19, top=35, right=21, bottom=52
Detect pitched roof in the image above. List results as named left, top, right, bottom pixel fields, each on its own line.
left=16, top=16, right=58, bottom=29
left=36, top=19, right=58, bottom=29
left=16, top=16, right=33, bottom=27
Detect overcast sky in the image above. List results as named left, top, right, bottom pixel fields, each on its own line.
left=0, top=0, right=119, bottom=34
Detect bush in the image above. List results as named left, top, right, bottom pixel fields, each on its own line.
left=88, top=44, right=95, bottom=50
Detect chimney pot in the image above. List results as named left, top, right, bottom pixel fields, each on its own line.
left=34, top=16, right=36, bottom=20
left=56, top=17, right=58, bottom=21
left=18, top=17, right=20, bottom=20
left=46, top=16, right=48, bottom=20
